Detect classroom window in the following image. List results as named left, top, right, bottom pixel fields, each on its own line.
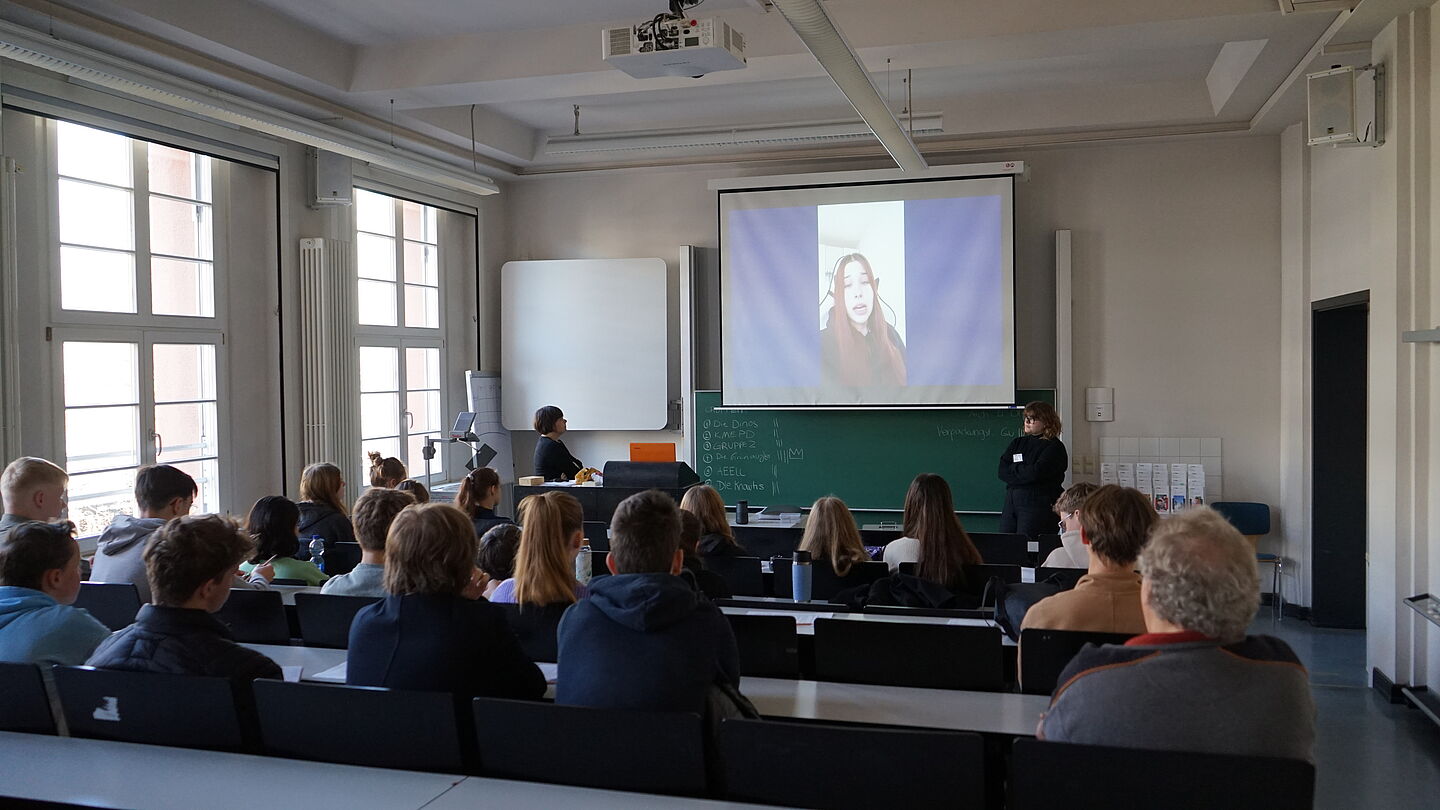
left=55, top=122, right=215, bottom=319
left=355, top=189, right=439, bottom=329
left=358, top=343, right=444, bottom=481
left=59, top=335, right=222, bottom=538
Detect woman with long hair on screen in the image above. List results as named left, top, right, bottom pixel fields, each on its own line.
left=820, top=253, right=907, bottom=387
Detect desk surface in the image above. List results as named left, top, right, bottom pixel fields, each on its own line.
left=0, top=732, right=773, bottom=809
left=0, top=731, right=463, bottom=810
left=740, top=677, right=1047, bottom=736
left=268, top=583, right=320, bottom=605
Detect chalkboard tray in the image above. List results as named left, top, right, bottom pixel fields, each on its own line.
left=693, top=390, right=1056, bottom=513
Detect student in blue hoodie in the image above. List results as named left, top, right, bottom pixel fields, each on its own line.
left=0, top=520, right=110, bottom=665
left=556, top=489, right=741, bottom=714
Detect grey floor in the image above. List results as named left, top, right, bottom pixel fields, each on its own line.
left=1250, top=613, right=1440, bottom=809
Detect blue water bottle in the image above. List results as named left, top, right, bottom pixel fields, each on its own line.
left=308, top=535, right=325, bottom=573
left=792, top=550, right=812, bottom=603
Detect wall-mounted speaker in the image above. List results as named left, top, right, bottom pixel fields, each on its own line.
left=308, top=147, right=353, bottom=206
left=1307, top=64, right=1383, bottom=148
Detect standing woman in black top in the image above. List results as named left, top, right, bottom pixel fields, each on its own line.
left=532, top=405, right=584, bottom=482
left=997, top=401, right=1069, bottom=537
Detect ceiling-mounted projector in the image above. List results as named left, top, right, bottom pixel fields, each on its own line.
left=602, top=16, right=746, bottom=79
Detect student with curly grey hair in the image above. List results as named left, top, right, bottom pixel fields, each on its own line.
left=1037, top=506, right=1315, bottom=762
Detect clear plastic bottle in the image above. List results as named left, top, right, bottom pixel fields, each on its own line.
left=575, top=544, right=592, bottom=585
left=308, top=535, right=326, bottom=573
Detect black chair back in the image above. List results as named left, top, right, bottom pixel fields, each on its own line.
left=294, top=593, right=381, bottom=649
left=73, top=582, right=142, bottom=631
left=813, top=618, right=1005, bottom=691
left=472, top=698, right=706, bottom=795
left=53, top=666, right=247, bottom=751
left=968, top=532, right=1032, bottom=565
left=495, top=602, right=569, bottom=662
left=253, top=679, right=464, bottom=772
left=1033, top=533, right=1063, bottom=565
left=725, top=614, right=800, bottom=678
left=1019, top=628, right=1135, bottom=695
left=0, top=662, right=57, bottom=734
left=1010, top=738, right=1315, bottom=810
left=771, top=559, right=888, bottom=600
left=324, top=542, right=362, bottom=576
left=582, top=521, right=609, bottom=550
left=720, top=718, right=986, bottom=809
left=702, top=556, right=765, bottom=597
left=213, top=589, right=290, bottom=644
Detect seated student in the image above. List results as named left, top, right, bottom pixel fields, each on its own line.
left=347, top=503, right=544, bottom=699
left=882, top=473, right=983, bottom=589
left=798, top=496, right=871, bottom=578
left=0, top=457, right=69, bottom=541
left=1022, top=485, right=1155, bottom=637
left=0, top=521, right=110, bottom=665
left=677, top=510, right=730, bottom=600
left=296, top=462, right=356, bottom=548
left=92, top=465, right=270, bottom=601
left=557, top=489, right=741, bottom=713
left=395, top=479, right=430, bottom=504
left=321, top=488, right=413, bottom=597
left=1040, top=481, right=1100, bottom=569
left=476, top=523, right=521, bottom=601
left=489, top=491, right=588, bottom=606
left=367, top=451, right=407, bottom=489
left=1039, top=506, right=1315, bottom=762
left=86, top=515, right=282, bottom=681
left=239, top=496, right=328, bottom=585
left=456, top=467, right=514, bottom=538
left=679, top=484, right=748, bottom=558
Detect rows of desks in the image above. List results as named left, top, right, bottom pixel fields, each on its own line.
left=243, top=643, right=1049, bottom=737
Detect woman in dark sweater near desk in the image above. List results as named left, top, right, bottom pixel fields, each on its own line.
left=679, top=485, right=748, bottom=558
left=532, top=405, right=584, bottom=482
left=997, top=401, right=1069, bottom=537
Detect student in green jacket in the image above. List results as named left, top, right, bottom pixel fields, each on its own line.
left=240, top=496, right=328, bottom=586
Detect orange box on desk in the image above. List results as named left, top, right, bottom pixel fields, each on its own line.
left=629, top=442, right=676, bottom=462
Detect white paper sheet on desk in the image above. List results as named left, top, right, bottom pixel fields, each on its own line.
left=746, top=610, right=832, bottom=625
left=538, top=662, right=558, bottom=684
left=312, top=662, right=347, bottom=683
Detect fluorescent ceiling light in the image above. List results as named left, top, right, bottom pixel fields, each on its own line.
left=544, top=113, right=942, bottom=155
left=0, top=20, right=499, bottom=196
left=770, top=0, right=928, bottom=172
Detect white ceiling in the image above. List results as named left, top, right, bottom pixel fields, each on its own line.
left=2, top=0, right=1372, bottom=175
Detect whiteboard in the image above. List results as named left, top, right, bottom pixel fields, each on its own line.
left=500, top=259, right=669, bottom=431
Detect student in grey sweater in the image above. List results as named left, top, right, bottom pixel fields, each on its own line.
left=321, top=488, right=413, bottom=597
left=1039, top=507, right=1315, bottom=763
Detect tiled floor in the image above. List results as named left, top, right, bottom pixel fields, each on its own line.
left=1250, top=615, right=1440, bottom=809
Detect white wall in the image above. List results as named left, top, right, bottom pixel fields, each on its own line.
left=499, top=138, right=1284, bottom=523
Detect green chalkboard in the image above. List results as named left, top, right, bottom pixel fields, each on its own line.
left=693, top=390, right=1055, bottom=512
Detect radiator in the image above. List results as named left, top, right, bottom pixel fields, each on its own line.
left=299, top=238, right=360, bottom=479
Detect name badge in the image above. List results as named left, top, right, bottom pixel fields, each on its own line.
left=1013, top=453, right=1024, bottom=462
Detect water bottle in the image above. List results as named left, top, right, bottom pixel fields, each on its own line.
left=308, top=535, right=325, bottom=573
left=575, top=544, right=592, bottom=585
left=792, top=550, right=812, bottom=603
left=736, top=500, right=749, bottom=525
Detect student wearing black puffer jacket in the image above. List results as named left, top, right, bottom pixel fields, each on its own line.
left=86, top=515, right=280, bottom=683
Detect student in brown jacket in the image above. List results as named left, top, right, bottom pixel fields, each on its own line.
left=1021, top=485, right=1157, bottom=637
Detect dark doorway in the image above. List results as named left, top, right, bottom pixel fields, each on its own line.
left=1311, top=294, right=1367, bottom=628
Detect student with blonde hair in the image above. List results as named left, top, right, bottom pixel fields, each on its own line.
left=296, top=462, right=356, bottom=548
left=347, top=503, right=544, bottom=699
left=798, top=496, right=870, bottom=577
left=489, top=491, right=588, bottom=606
left=366, top=451, right=407, bottom=489
left=679, top=485, right=747, bottom=559
left=455, top=467, right=513, bottom=537
left=0, top=457, right=69, bottom=542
